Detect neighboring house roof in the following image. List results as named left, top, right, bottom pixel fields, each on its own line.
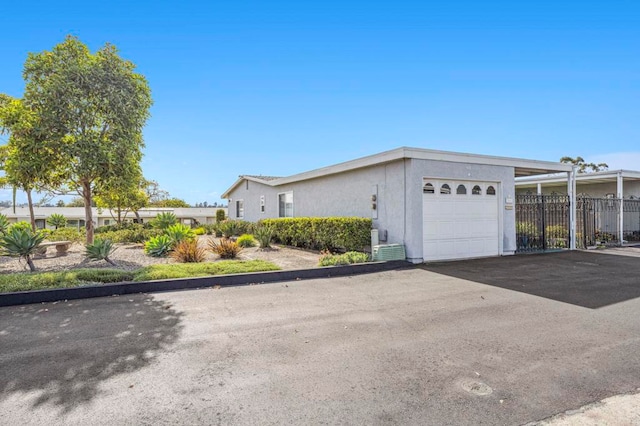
left=222, top=146, right=574, bottom=198
left=515, top=169, right=640, bottom=188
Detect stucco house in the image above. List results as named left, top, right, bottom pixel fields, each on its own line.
left=222, top=147, right=573, bottom=263
left=1, top=207, right=228, bottom=230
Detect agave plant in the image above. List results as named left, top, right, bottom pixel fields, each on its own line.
left=0, top=213, right=10, bottom=235
left=165, top=223, right=196, bottom=245
left=144, top=235, right=173, bottom=257
left=85, top=238, right=117, bottom=266
left=47, top=213, right=68, bottom=229
left=151, top=212, right=178, bottom=230
left=1, top=228, right=45, bottom=272
left=254, top=225, right=274, bottom=249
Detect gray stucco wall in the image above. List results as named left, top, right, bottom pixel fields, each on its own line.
left=227, top=157, right=517, bottom=263
left=404, top=159, right=516, bottom=262
left=226, top=160, right=407, bottom=248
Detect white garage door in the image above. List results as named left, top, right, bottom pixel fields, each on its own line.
left=422, top=179, right=500, bottom=262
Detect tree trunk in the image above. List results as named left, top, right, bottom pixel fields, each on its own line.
left=26, top=255, right=36, bottom=272
left=82, top=180, right=94, bottom=244
left=26, top=189, right=36, bottom=233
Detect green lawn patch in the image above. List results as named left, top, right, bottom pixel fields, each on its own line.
left=0, top=260, right=280, bottom=293
left=0, top=269, right=135, bottom=293
left=132, top=260, right=280, bottom=281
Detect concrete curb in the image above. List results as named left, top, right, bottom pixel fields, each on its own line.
left=0, top=260, right=413, bottom=307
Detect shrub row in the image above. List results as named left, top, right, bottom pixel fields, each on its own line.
left=259, top=217, right=372, bottom=251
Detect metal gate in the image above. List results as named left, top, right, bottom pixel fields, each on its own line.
left=516, top=195, right=640, bottom=252
left=516, top=194, right=570, bottom=252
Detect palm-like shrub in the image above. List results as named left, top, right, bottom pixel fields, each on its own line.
left=47, top=213, right=68, bottom=229
left=170, top=240, right=206, bottom=263
left=236, top=234, right=256, bottom=248
left=1, top=228, right=45, bottom=272
left=209, top=238, right=242, bottom=259
left=151, top=212, right=178, bottom=229
left=85, top=239, right=117, bottom=266
left=0, top=214, right=10, bottom=235
left=165, top=223, right=196, bottom=245
left=254, top=226, right=274, bottom=249
left=48, top=227, right=84, bottom=243
left=144, top=235, right=173, bottom=257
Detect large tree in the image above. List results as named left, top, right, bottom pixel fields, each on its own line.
left=22, top=36, right=152, bottom=243
left=560, top=156, right=609, bottom=173
left=0, top=95, right=62, bottom=231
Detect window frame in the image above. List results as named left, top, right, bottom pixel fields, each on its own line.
left=236, top=199, right=244, bottom=219
left=278, top=191, right=294, bottom=218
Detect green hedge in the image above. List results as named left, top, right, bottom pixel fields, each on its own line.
left=259, top=217, right=372, bottom=251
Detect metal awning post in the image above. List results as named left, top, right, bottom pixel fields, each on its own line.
left=618, top=171, right=624, bottom=245
left=568, top=167, right=577, bottom=250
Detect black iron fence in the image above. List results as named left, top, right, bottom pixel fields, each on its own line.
left=516, top=195, right=640, bottom=252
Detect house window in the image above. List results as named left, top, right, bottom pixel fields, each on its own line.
left=278, top=192, right=293, bottom=217
left=440, top=184, right=451, bottom=195
left=35, top=219, right=46, bottom=229
left=456, top=184, right=467, bottom=195
left=236, top=200, right=244, bottom=218
left=486, top=186, right=496, bottom=195
left=104, top=219, right=111, bottom=226
left=472, top=185, right=482, bottom=195
left=423, top=183, right=435, bottom=194
left=260, top=195, right=265, bottom=213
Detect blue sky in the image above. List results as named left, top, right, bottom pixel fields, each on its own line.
left=1, top=1, right=638, bottom=205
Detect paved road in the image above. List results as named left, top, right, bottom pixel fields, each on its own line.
left=2, top=258, right=640, bottom=424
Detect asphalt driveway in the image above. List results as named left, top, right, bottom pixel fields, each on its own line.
left=421, top=250, right=640, bottom=309
left=2, top=261, right=640, bottom=425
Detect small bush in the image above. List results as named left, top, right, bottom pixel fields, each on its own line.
left=318, top=251, right=370, bottom=266
left=144, top=235, right=173, bottom=257
left=8, top=221, right=33, bottom=233
left=97, top=227, right=161, bottom=244
left=170, top=240, right=206, bottom=263
left=216, top=209, right=226, bottom=223
left=85, top=239, right=117, bottom=266
left=199, top=223, right=217, bottom=235
left=254, top=225, right=274, bottom=249
left=193, top=226, right=206, bottom=235
left=151, top=212, right=178, bottom=229
left=165, top=223, right=196, bottom=245
left=209, top=238, right=243, bottom=259
left=236, top=234, right=256, bottom=248
left=48, top=227, right=85, bottom=243
left=95, top=222, right=152, bottom=233
left=516, top=222, right=538, bottom=236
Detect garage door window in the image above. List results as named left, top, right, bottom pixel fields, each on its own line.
left=440, top=184, right=451, bottom=195
left=456, top=184, right=467, bottom=195
left=487, top=186, right=496, bottom=195
left=472, top=185, right=482, bottom=195
left=423, top=183, right=435, bottom=194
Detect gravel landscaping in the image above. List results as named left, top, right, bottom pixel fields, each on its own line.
left=0, top=235, right=321, bottom=275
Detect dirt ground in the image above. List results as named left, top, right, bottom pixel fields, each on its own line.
left=0, top=235, right=321, bottom=274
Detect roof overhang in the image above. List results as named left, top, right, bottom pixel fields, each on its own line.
left=516, top=169, right=640, bottom=189
left=222, top=147, right=574, bottom=198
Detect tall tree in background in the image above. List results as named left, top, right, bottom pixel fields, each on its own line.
left=0, top=95, right=62, bottom=231
left=22, top=36, right=152, bottom=243
left=560, top=156, right=609, bottom=173
left=95, top=170, right=149, bottom=223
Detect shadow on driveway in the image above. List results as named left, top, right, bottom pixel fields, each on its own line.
left=419, top=251, right=640, bottom=309
left=0, top=294, right=182, bottom=413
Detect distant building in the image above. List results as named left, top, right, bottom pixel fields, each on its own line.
left=0, top=207, right=228, bottom=229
